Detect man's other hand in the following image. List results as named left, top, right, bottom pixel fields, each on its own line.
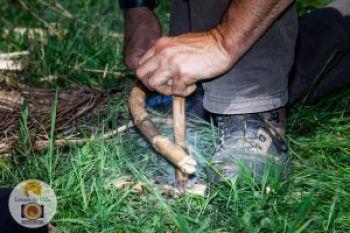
left=124, top=8, right=162, bottom=70
left=136, top=30, right=234, bottom=97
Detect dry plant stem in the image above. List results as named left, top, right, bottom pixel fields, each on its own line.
left=129, top=83, right=196, bottom=175
left=0, top=51, right=29, bottom=71
left=36, top=0, right=73, bottom=19
left=3, top=28, right=46, bottom=42
left=34, top=122, right=132, bottom=150
left=0, top=51, right=30, bottom=60
left=0, top=121, right=133, bottom=155
left=0, top=86, right=114, bottom=154
left=0, top=60, right=25, bottom=71
left=17, top=0, right=64, bottom=40
left=173, top=96, right=188, bottom=190
left=78, top=68, right=126, bottom=77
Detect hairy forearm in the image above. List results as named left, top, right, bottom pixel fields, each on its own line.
left=213, top=0, right=293, bottom=61
left=134, top=0, right=294, bottom=96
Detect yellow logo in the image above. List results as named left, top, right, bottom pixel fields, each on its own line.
left=23, top=180, right=43, bottom=197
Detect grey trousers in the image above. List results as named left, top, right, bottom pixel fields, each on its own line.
left=170, top=0, right=350, bottom=113
left=170, top=0, right=298, bottom=114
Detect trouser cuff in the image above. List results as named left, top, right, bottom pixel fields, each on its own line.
left=203, top=91, right=289, bottom=114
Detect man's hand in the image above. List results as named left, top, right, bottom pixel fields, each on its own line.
left=124, top=7, right=162, bottom=70
left=135, top=0, right=293, bottom=97
left=136, top=30, right=234, bottom=97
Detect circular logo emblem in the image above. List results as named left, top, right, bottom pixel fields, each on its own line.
left=8, top=180, right=57, bottom=228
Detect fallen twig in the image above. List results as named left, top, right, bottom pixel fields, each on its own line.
left=0, top=60, right=25, bottom=71
left=75, top=67, right=126, bottom=77
left=0, top=51, right=30, bottom=60
left=105, top=175, right=206, bottom=198
left=0, top=121, right=133, bottom=154
left=0, top=51, right=29, bottom=71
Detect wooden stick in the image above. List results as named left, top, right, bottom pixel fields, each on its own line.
left=173, top=96, right=188, bottom=190
left=129, top=84, right=196, bottom=175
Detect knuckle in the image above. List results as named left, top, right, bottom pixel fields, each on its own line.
left=155, top=37, right=170, bottom=52
left=172, top=82, right=183, bottom=93
left=156, top=37, right=168, bottom=45
left=148, top=80, right=158, bottom=89
left=159, top=57, right=168, bottom=67
left=135, top=68, right=143, bottom=78
left=155, top=39, right=164, bottom=49
left=177, top=66, right=188, bottom=78
left=160, top=49, right=169, bottom=58
left=169, top=56, right=179, bottom=66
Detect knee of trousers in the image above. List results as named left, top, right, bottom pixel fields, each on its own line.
left=202, top=5, right=298, bottom=114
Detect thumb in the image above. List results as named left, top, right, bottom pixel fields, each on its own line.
left=172, top=81, right=197, bottom=97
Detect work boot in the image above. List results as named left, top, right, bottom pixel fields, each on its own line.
left=210, top=108, right=290, bottom=181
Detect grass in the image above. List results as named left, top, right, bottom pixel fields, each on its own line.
left=1, top=0, right=349, bottom=232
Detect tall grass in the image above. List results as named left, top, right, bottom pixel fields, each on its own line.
left=0, top=0, right=349, bottom=232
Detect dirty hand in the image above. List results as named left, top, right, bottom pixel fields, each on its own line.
left=136, top=30, right=234, bottom=97
left=124, top=8, right=162, bottom=70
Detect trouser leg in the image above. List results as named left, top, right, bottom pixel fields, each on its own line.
left=289, top=0, right=350, bottom=106
left=189, top=0, right=298, bottom=114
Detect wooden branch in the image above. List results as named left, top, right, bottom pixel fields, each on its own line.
left=128, top=83, right=196, bottom=175
left=173, top=96, right=189, bottom=190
